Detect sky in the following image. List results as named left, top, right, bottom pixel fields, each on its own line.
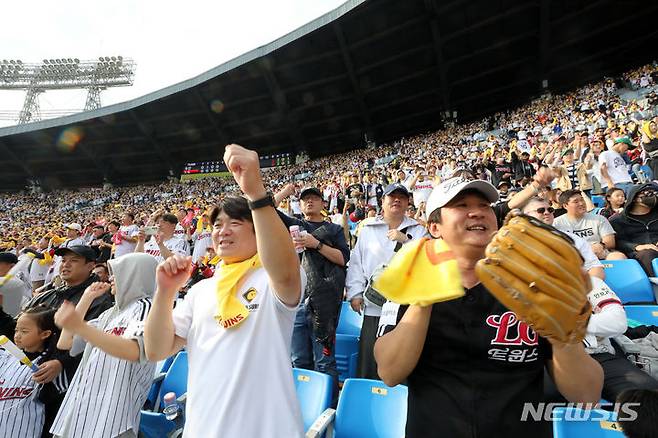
left=0, top=0, right=347, bottom=127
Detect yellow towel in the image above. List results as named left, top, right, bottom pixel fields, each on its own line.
left=214, top=254, right=261, bottom=329
left=372, top=238, right=464, bottom=306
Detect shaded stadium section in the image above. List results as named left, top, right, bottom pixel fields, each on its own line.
left=1, top=0, right=657, bottom=190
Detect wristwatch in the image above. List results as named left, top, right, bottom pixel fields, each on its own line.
left=247, top=192, right=275, bottom=210
left=315, top=241, right=324, bottom=251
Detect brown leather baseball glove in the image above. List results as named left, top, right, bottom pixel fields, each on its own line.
left=475, top=211, right=592, bottom=344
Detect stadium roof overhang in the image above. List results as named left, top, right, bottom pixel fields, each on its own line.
left=1, top=0, right=657, bottom=191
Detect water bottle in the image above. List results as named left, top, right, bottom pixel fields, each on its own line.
left=162, top=392, right=180, bottom=421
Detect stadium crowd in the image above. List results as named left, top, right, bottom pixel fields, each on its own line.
left=0, top=62, right=657, bottom=437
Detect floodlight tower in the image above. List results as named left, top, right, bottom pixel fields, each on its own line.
left=0, top=56, right=135, bottom=124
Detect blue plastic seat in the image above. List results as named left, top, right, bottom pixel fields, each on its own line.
left=553, top=407, right=622, bottom=437
left=334, top=379, right=408, bottom=438
left=602, top=260, right=655, bottom=304
left=591, top=195, right=605, bottom=208
left=336, top=301, right=363, bottom=337
left=144, top=354, right=177, bottom=410
left=650, top=258, right=658, bottom=278
left=139, top=351, right=189, bottom=438
left=335, top=302, right=363, bottom=382
left=624, top=305, right=658, bottom=326
left=293, top=368, right=333, bottom=433
left=640, top=165, right=653, bottom=181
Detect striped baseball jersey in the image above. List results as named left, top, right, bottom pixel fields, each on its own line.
left=0, top=349, right=47, bottom=437
left=50, top=298, right=155, bottom=438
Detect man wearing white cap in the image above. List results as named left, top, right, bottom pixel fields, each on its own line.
left=375, top=176, right=603, bottom=438
left=45, top=224, right=85, bottom=286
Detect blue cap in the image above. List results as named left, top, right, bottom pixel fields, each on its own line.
left=383, top=183, right=410, bottom=197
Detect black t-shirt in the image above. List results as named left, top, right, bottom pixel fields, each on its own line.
left=276, top=211, right=351, bottom=265
left=378, top=283, right=552, bottom=438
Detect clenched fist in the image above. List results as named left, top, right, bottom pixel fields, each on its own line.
left=223, top=144, right=267, bottom=200
left=156, top=255, right=193, bottom=298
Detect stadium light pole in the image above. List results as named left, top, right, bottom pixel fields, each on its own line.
left=0, top=56, right=135, bottom=124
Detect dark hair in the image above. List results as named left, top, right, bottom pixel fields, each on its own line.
left=604, top=187, right=625, bottom=211
left=93, top=264, right=109, bottom=273
left=558, top=189, right=582, bottom=206
left=617, top=389, right=658, bottom=438
left=93, top=225, right=105, bottom=231
left=123, top=212, right=135, bottom=221
left=160, top=213, right=179, bottom=225
left=210, top=196, right=253, bottom=225
left=427, top=208, right=442, bottom=225
left=18, top=305, right=58, bottom=353
left=108, top=220, right=120, bottom=228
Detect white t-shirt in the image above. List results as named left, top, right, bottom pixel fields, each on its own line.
left=566, top=231, right=603, bottom=272
left=29, top=250, right=50, bottom=283
left=553, top=213, right=615, bottom=245
left=172, top=266, right=306, bottom=438
left=143, top=236, right=189, bottom=264
left=411, top=179, right=435, bottom=206
left=114, top=224, right=140, bottom=258
left=598, top=150, right=632, bottom=185
left=191, top=229, right=212, bottom=263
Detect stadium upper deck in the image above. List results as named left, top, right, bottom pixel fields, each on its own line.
left=1, top=0, right=657, bottom=190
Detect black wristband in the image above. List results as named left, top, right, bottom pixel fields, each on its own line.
left=247, top=193, right=275, bottom=210
left=315, top=241, right=324, bottom=251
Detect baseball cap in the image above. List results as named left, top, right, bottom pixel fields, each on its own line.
left=299, top=187, right=323, bottom=200
left=65, top=223, right=82, bottom=232
left=614, top=136, right=635, bottom=148
left=55, top=245, right=98, bottom=261
left=561, top=148, right=575, bottom=157
left=383, top=183, right=410, bottom=197
left=0, top=252, right=18, bottom=264
left=426, top=177, right=499, bottom=217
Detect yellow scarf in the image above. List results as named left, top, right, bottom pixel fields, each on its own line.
left=214, top=253, right=262, bottom=329
left=373, top=238, right=464, bottom=306
left=642, top=121, right=657, bottom=141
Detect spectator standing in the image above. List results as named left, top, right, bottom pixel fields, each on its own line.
left=144, top=145, right=306, bottom=437
left=89, top=225, right=112, bottom=263
left=113, top=213, right=139, bottom=259
left=52, top=253, right=158, bottom=438
left=135, top=214, right=189, bottom=263
left=599, top=137, right=635, bottom=195
left=345, top=183, right=427, bottom=379
left=274, top=185, right=350, bottom=406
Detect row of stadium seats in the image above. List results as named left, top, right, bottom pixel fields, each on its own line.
left=137, top=348, right=408, bottom=438
left=138, top=291, right=655, bottom=437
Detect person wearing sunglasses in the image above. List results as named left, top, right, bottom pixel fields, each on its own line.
left=522, top=196, right=658, bottom=402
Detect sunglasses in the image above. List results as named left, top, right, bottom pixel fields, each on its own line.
left=533, top=207, right=555, bottom=214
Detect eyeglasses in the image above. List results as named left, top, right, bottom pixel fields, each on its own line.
left=533, top=207, right=555, bottom=214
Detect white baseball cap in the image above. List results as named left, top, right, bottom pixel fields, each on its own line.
left=426, top=177, right=499, bottom=217
left=65, top=223, right=82, bottom=232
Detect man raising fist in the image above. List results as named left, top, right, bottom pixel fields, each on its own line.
left=144, top=144, right=305, bottom=437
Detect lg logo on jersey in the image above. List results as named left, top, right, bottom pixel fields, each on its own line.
left=486, top=311, right=538, bottom=346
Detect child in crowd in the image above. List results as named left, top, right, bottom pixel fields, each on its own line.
left=0, top=305, right=72, bottom=438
